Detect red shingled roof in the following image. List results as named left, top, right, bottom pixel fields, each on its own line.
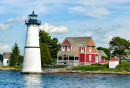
left=109, top=57, right=119, bottom=61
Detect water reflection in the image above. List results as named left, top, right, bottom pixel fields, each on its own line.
left=0, top=71, right=130, bottom=88
left=23, top=75, right=42, bottom=87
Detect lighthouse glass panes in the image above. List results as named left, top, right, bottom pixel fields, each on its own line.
left=29, top=16, right=37, bottom=20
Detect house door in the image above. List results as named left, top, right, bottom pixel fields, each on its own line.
left=95, top=56, right=98, bottom=63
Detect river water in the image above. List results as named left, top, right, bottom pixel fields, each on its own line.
left=0, top=70, right=130, bottom=88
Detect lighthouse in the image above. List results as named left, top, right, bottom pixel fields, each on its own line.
left=21, top=11, right=42, bottom=74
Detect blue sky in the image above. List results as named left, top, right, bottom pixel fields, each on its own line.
left=0, top=0, right=130, bottom=55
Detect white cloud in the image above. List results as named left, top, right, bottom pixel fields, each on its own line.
left=0, top=38, right=12, bottom=42
left=0, top=23, right=10, bottom=30
left=6, top=16, right=27, bottom=23
left=39, top=23, right=69, bottom=34
left=76, top=30, right=93, bottom=37
left=0, top=45, right=9, bottom=50
left=70, top=6, right=110, bottom=18
left=103, top=36, right=113, bottom=43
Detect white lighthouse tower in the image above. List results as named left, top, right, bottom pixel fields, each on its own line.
left=21, top=11, right=42, bottom=74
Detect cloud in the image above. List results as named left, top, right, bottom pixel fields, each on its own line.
left=6, top=16, right=27, bottom=23
left=103, top=36, right=113, bottom=43
left=0, top=45, right=9, bottom=50
left=0, top=23, right=10, bottom=30
left=70, top=6, right=110, bottom=18
left=39, top=23, right=69, bottom=34
left=0, top=38, right=12, bottom=42
left=76, top=30, right=93, bottom=37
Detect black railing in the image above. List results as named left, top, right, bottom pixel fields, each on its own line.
left=25, top=20, right=41, bottom=25
left=42, top=65, right=68, bottom=70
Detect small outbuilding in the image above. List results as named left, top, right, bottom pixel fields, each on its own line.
left=109, top=57, right=119, bottom=68
left=3, top=52, right=11, bottom=66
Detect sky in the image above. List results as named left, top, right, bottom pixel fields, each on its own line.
left=0, top=0, right=130, bottom=55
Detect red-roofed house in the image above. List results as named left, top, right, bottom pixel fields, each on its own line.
left=57, top=37, right=107, bottom=66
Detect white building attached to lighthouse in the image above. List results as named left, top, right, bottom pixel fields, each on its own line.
left=21, top=11, right=42, bottom=74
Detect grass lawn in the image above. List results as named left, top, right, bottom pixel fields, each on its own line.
left=0, top=65, right=22, bottom=69
left=72, top=61, right=130, bottom=72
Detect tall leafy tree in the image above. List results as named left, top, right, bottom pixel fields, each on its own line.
left=97, top=47, right=110, bottom=59
left=109, top=36, right=130, bottom=64
left=10, top=42, right=22, bottom=66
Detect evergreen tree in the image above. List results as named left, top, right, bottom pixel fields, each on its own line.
left=39, top=30, right=60, bottom=59
left=0, top=54, right=3, bottom=62
left=10, top=43, right=22, bottom=66
left=40, top=42, right=51, bottom=66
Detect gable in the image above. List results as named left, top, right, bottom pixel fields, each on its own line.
left=87, top=38, right=95, bottom=46
left=61, top=39, right=70, bottom=45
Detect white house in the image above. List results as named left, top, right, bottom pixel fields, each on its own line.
left=109, top=57, right=119, bottom=68
left=3, top=52, right=11, bottom=66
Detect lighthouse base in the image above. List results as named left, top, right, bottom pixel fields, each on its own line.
left=21, top=48, right=42, bottom=73
left=20, top=71, right=43, bottom=74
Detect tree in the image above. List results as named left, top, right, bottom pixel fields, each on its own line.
left=49, top=38, right=59, bottom=58
left=109, top=36, right=130, bottom=64
left=97, top=47, right=110, bottom=59
left=40, top=42, right=52, bottom=66
left=39, top=30, right=60, bottom=59
left=10, top=42, right=22, bottom=66
left=0, top=54, right=3, bottom=62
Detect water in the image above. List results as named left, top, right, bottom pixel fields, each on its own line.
left=0, top=70, right=130, bottom=88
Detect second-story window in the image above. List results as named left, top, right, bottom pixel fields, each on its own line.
left=81, top=47, right=84, bottom=52
left=62, top=46, right=65, bottom=51
left=67, top=46, right=70, bottom=51
left=89, top=46, right=91, bottom=52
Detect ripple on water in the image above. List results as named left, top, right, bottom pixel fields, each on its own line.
left=0, top=71, right=130, bottom=88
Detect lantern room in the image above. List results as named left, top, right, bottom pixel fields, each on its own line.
left=25, top=11, right=41, bottom=25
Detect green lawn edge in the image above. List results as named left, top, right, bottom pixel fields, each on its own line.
left=0, top=65, right=22, bottom=69
left=71, top=61, right=130, bottom=73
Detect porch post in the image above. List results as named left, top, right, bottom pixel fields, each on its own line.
left=57, top=56, right=59, bottom=62
left=74, top=56, right=75, bottom=62
left=68, top=56, right=69, bottom=62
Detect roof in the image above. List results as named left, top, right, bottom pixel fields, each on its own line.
left=66, top=37, right=92, bottom=47
left=57, top=45, right=79, bottom=56
left=3, top=52, right=11, bottom=59
left=110, top=57, right=119, bottom=61
left=58, top=37, right=92, bottom=56
left=29, top=11, right=38, bottom=16
left=97, top=50, right=107, bottom=57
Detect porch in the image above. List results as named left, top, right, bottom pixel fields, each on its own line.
left=57, top=56, right=79, bottom=63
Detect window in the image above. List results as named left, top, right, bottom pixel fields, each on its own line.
left=67, top=46, right=70, bottom=51
left=7, top=60, right=9, bottom=63
left=62, top=46, right=65, bottom=51
left=98, top=56, right=101, bottom=62
left=89, top=55, right=92, bottom=61
left=89, top=46, right=91, bottom=52
left=81, top=47, right=84, bottom=52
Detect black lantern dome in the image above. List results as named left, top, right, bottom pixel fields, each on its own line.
left=25, top=11, right=41, bottom=25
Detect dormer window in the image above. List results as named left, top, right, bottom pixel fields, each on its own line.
left=62, top=46, right=65, bottom=51
left=67, top=46, right=70, bottom=51
left=89, top=46, right=91, bottom=52
left=81, top=47, right=84, bottom=52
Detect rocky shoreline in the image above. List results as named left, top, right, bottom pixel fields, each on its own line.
left=0, top=67, right=130, bottom=75
left=42, top=68, right=130, bottom=75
